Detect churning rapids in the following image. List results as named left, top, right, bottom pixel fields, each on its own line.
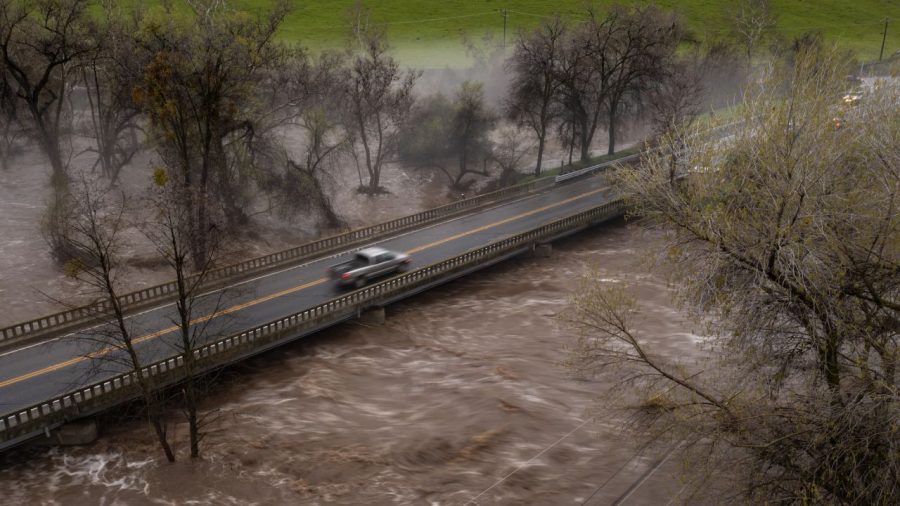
left=0, top=220, right=705, bottom=505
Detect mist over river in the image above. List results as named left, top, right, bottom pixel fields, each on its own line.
left=0, top=219, right=703, bottom=505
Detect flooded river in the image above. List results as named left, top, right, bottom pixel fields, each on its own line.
left=0, top=219, right=701, bottom=505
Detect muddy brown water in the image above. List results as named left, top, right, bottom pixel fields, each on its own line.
left=0, top=219, right=706, bottom=505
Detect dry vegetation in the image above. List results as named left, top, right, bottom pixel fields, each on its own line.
left=566, top=45, right=899, bottom=504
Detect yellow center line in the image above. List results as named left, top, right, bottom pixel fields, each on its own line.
left=0, top=277, right=328, bottom=388
left=405, top=186, right=607, bottom=254
left=0, top=184, right=608, bottom=389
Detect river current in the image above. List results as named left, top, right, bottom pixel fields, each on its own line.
left=0, top=219, right=702, bottom=505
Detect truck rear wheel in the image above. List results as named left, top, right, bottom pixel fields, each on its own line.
left=354, top=277, right=366, bottom=289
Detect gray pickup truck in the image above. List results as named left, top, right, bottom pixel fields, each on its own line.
left=329, top=247, right=411, bottom=288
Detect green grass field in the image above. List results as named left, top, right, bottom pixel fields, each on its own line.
left=149, top=1, right=900, bottom=66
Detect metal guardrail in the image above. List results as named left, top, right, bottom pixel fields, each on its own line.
left=0, top=175, right=557, bottom=348
left=0, top=197, right=624, bottom=445
left=553, top=121, right=744, bottom=184
left=555, top=152, right=642, bottom=183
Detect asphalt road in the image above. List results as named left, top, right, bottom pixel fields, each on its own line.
left=0, top=175, right=616, bottom=415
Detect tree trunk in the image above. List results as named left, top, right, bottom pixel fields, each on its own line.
left=535, top=133, right=545, bottom=177
left=28, top=100, right=68, bottom=189
left=184, top=380, right=200, bottom=458
left=192, top=196, right=209, bottom=268
left=0, top=121, right=10, bottom=171
left=311, top=174, right=343, bottom=228
left=369, top=164, right=380, bottom=191
left=579, top=126, right=591, bottom=162
left=41, top=134, right=68, bottom=189
left=568, top=126, right=575, bottom=165
left=458, top=144, right=468, bottom=187
left=357, top=111, right=376, bottom=192
left=150, top=413, right=176, bottom=462
left=607, top=107, right=618, bottom=156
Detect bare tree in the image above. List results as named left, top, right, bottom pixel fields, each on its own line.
left=339, top=29, right=417, bottom=193
left=284, top=112, right=346, bottom=228
left=505, top=16, right=566, bottom=176
left=345, top=0, right=373, bottom=51
left=277, top=50, right=348, bottom=228
left=595, top=4, right=682, bottom=155
left=555, top=22, right=605, bottom=163
left=567, top=45, right=899, bottom=503
left=142, top=170, right=228, bottom=459
left=0, top=65, right=23, bottom=171
left=0, top=0, right=94, bottom=189
left=61, top=179, right=175, bottom=462
left=79, top=1, right=144, bottom=183
left=554, top=6, right=681, bottom=160
left=694, top=38, right=747, bottom=110
left=449, top=81, right=496, bottom=189
left=132, top=0, right=291, bottom=266
left=400, top=81, right=495, bottom=190
left=728, top=0, right=777, bottom=70
left=645, top=53, right=705, bottom=139
left=490, top=125, right=533, bottom=187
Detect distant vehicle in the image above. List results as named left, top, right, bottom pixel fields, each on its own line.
left=329, top=247, right=411, bottom=288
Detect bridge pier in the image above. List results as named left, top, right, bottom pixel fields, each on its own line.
left=358, top=306, right=386, bottom=325
left=34, top=419, right=98, bottom=447
left=534, top=243, right=553, bottom=258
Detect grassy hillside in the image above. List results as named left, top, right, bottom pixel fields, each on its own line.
left=147, top=0, right=900, bottom=66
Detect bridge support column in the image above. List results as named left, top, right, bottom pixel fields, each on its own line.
left=359, top=306, right=386, bottom=326
left=36, top=419, right=98, bottom=447
left=534, top=243, right=553, bottom=258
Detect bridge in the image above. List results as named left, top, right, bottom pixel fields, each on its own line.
left=0, top=156, right=635, bottom=452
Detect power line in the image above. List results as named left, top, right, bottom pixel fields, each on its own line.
left=580, top=441, right=683, bottom=506
left=371, top=11, right=497, bottom=26
left=310, top=11, right=497, bottom=30
left=578, top=449, right=643, bottom=505
left=610, top=442, right=682, bottom=505
left=506, top=9, right=590, bottom=21
left=698, top=19, right=888, bottom=34
left=464, top=416, right=595, bottom=505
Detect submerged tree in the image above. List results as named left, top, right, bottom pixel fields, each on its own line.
left=339, top=29, right=417, bottom=193
left=142, top=168, right=229, bottom=459
left=276, top=50, right=348, bottom=229
left=0, top=65, right=22, bottom=172
left=448, top=81, right=496, bottom=189
left=567, top=46, right=899, bottom=503
left=490, top=125, right=532, bottom=187
left=60, top=180, right=175, bottom=462
left=79, top=1, right=144, bottom=183
left=0, top=0, right=94, bottom=189
left=400, top=82, right=495, bottom=191
left=132, top=0, right=290, bottom=266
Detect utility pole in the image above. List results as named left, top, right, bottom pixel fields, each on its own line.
left=880, top=18, right=889, bottom=61
left=501, top=8, right=509, bottom=49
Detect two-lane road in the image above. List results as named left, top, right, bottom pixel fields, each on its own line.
left=0, top=175, right=616, bottom=415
